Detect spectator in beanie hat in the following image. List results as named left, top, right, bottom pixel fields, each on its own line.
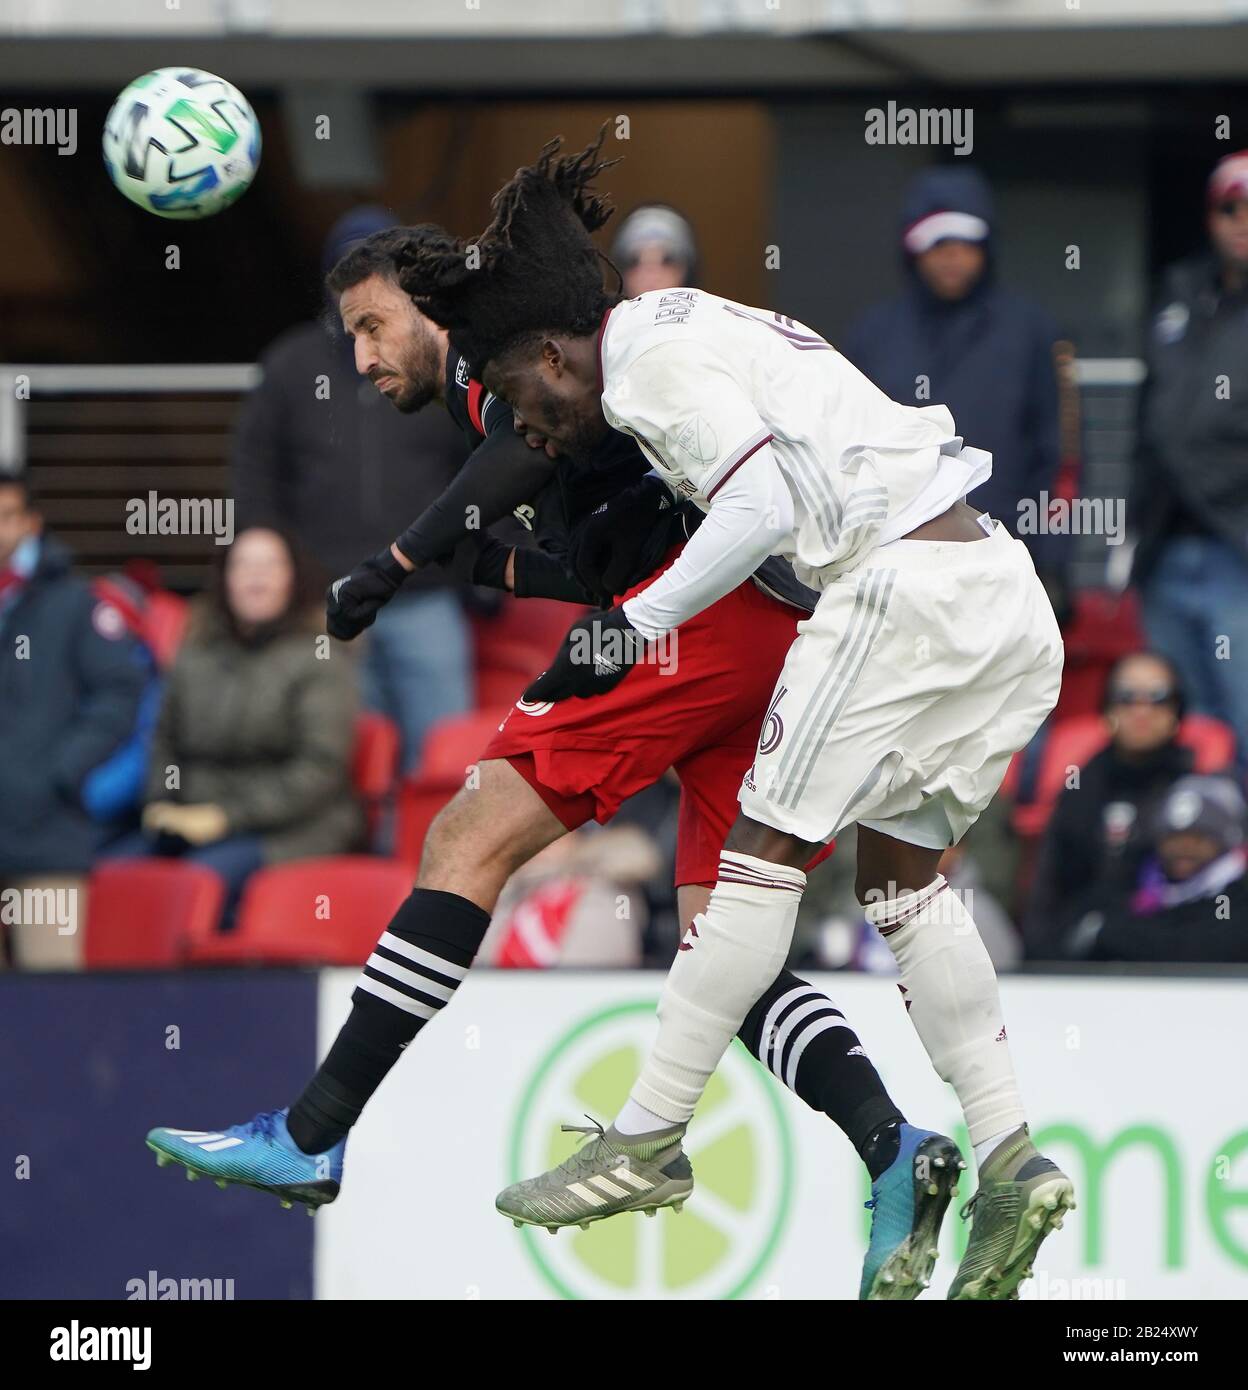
left=1134, top=775, right=1247, bottom=913
left=611, top=204, right=699, bottom=298
left=1075, top=775, right=1248, bottom=963
left=843, top=166, right=1068, bottom=597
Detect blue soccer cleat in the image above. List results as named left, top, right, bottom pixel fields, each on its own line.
left=146, top=1108, right=344, bottom=1212
left=859, top=1123, right=966, bottom=1300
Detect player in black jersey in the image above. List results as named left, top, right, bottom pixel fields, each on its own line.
left=326, top=316, right=671, bottom=623
left=324, top=231, right=810, bottom=631
left=146, top=226, right=960, bottom=1300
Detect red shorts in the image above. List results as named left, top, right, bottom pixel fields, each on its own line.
left=484, top=547, right=833, bottom=886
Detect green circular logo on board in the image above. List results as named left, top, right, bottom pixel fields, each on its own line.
left=508, top=999, right=794, bottom=1299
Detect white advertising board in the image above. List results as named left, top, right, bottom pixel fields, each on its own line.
left=316, top=971, right=1248, bottom=1300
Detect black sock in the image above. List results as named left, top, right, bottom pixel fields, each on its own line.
left=860, top=1118, right=904, bottom=1181
left=738, top=970, right=905, bottom=1178
left=286, top=888, right=489, bottom=1154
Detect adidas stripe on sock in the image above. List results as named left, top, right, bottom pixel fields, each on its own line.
left=739, top=970, right=904, bottom=1172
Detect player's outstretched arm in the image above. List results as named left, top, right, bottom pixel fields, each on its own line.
left=325, top=420, right=556, bottom=641
left=392, top=424, right=555, bottom=570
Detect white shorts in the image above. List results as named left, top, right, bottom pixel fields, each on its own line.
left=738, top=522, right=1063, bottom=849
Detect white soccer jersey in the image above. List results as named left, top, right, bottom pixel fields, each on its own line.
left=596, top=290, right=1060, bottom=851
left=600, top=289, right=991, bottom=621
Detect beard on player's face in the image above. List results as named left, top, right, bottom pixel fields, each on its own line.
left=374, top=321, right=442, bottom=414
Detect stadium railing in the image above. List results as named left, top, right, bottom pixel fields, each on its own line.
left=0, top=358, right=1142, bottom=591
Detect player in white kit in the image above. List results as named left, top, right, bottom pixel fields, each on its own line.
left=403, top=135, right=1076, bottom=1300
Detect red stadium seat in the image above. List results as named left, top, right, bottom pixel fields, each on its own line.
left=472, top=596, right=581, bottom=708
left=1010, top=712, right=1236, bottom=839
left=394, top=709, right=510, bottom=870
left=351, top=712, right=401, bottom=840
left=85, top=859, right=225, bottom=969
left=187, top=856, right=412, bottom=967
left=1175, top=713, right=1238, bottom=774
left=1051, top=589, right=1145, bottom=723
left=474, top=640, right=545, bottom=710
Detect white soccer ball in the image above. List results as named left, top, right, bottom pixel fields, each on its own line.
left=102, top=67, right=261, bottom=219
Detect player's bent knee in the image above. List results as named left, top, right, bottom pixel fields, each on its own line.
left=723, top=812, right=816, bottom=869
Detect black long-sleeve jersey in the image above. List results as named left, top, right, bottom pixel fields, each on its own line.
left=393, top=347, right=817, bottom=613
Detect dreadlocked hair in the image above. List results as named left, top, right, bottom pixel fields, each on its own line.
left=397, top=128, right=623, bottom=372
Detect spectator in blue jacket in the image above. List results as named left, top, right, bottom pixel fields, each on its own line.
left=0, top=474, right=147, bottom=969
left=843, top=165, right=1068, bottom=606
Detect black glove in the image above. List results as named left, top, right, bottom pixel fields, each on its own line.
left=523, top=607, right=647, bottom=703
left=326, top=546, right=410, bottom=640
left=569, top=474, right=674, bottom=605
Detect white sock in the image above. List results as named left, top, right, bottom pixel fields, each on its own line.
left=973, top=1127, right=1020, bottom=1171
left=622, top=851, right=807, bottom=1128
left=613, top=1097, right=670, bottom=1137
left=865, top=874, right=1026, bottom=1146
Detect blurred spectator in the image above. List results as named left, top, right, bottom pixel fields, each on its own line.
left=80, top=572, right=164, bottom=831
left=104, top=527, right=362, bottom=927
left=1132, top=150, right=1248, bottom=769
left=843, top=166, right=1068, bottom=608
left=0, top=475, right=146, bottom=969
left=800, top=828, right=1019, bottom=974
left=611, top=204, right=699, bottom=297
left=232, top=206, right=471, bottom=771
left=1024, top=652, right=1194, bottom=959
left=613, top=777, right=682, bottom=966
left=478, top=824, right=662, bottom=967
left=1075, top=776, right=1248, bottom=963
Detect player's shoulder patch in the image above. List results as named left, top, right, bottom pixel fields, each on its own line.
left=675, top=414, right=719, bottom=466
left=454, top=356, right=471, bottom=389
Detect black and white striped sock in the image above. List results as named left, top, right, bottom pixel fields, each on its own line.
left=286, top=888, right=489, bottom=1154
left=737, top=970, right=905, bottom=1177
